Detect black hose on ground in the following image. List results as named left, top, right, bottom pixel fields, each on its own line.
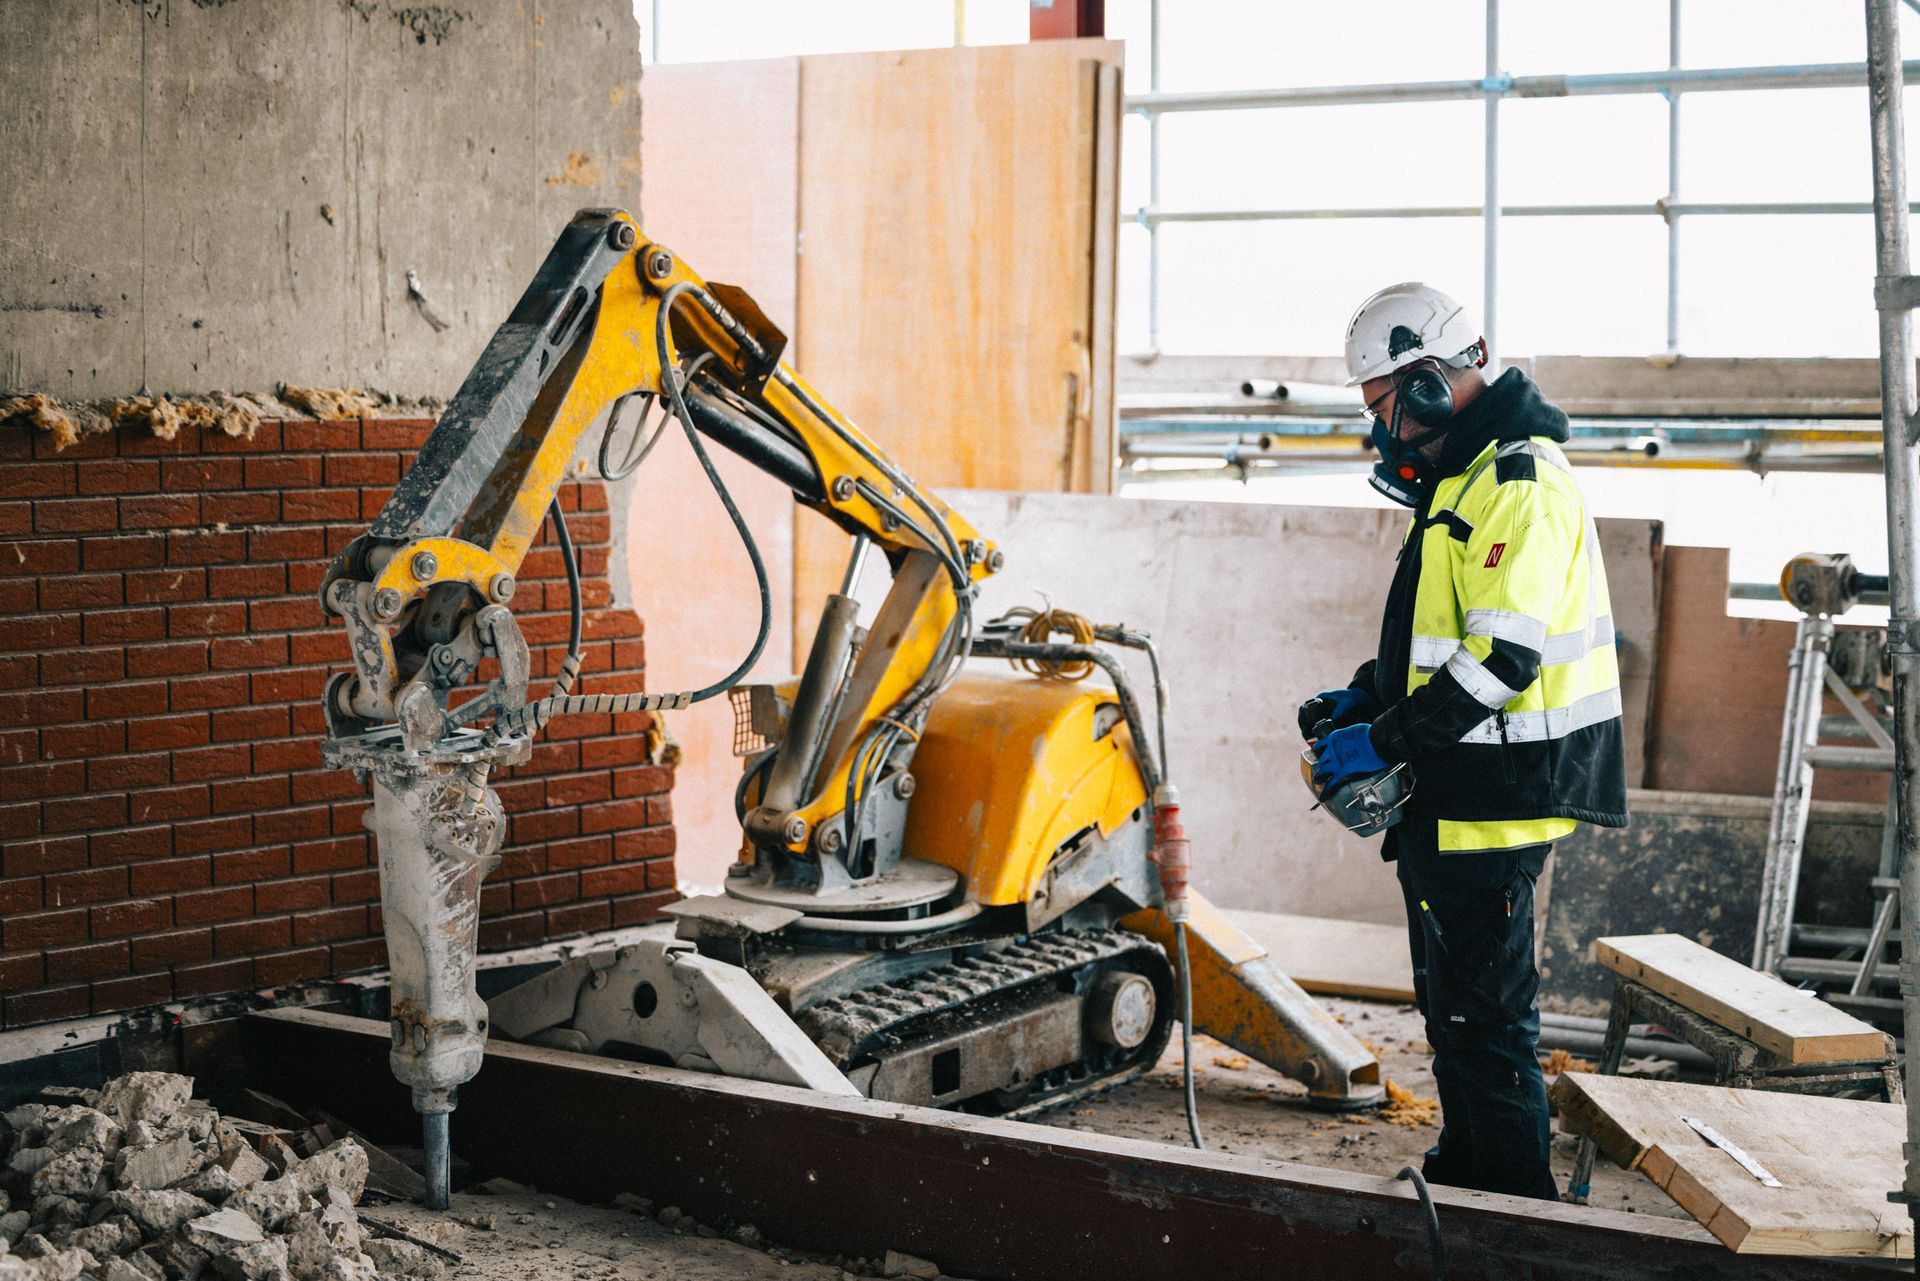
left=1396, top=1166, right=1445, bottom=1279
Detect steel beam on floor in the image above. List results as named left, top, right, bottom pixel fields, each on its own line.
left=241, top=1009, right=1897, bottom=1281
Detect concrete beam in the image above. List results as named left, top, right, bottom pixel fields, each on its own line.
left=0, top=0, right=642, bottom=401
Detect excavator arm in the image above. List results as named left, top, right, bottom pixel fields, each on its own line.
left=324, top=208, right=995, bottom=857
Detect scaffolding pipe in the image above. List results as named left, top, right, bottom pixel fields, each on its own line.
left=1140, top=199, right=1914, bottom=225
left=1665, top=0, right=1683, bottom=353
left=1128, top=58, right=1920, bottom=114
left=1483, top=0, right=1501, bottom=356
left=1863, top=0, right=1920, bottom=1252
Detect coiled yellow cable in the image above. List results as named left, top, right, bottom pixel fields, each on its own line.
left=1003, top=605, right=1096, bottom=681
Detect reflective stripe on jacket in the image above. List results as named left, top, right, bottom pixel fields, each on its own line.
left=1370, top=435, right=1628, bottom=852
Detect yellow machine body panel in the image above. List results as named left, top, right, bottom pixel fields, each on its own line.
left=905, top=670, right=1149, bottom=907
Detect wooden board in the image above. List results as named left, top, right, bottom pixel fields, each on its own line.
left=1594, top=934, right=1889, bottom=1065
left=1221, top=910, right=1414, bottom=1003
left=1553, top=1073, right=1911, bottom=1258
left=1645, top=545, right=1885, bottom=803
left=791, top=38, right=1123, bottom=662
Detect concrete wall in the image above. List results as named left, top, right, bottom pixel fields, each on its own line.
left=841, top=491, right=1663, bottom=926
left=1, top=0, right=642, bottom=400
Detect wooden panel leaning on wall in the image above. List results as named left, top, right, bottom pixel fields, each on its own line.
left=790, top=39, right=1125, bottom=662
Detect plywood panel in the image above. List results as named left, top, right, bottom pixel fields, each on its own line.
left=1221, top=911, right=1414, bottom=1003
left=632, top=58, right=800, bottom=887
left=1646, top=545, right=1884, bottom=803
left=1554, top=1074, right=1910, bottom=1258
left=791, top=39, right=1122, bottom=661
left=1594, top=933, right=1888, bottom=1064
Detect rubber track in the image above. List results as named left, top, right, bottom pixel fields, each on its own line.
left=796, top=929, right=1172, bottom=1115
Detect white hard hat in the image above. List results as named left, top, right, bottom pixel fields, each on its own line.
left=1343, top=283, right=1481, bottom=387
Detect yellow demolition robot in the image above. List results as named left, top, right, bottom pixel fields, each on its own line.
left=318, top=209, right=1381, bottom=1207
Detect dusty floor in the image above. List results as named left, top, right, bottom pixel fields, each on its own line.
left=374, top=1184, right=907, bottom=1281
left=1048, top=995, right=1687, bottom=1221
left=357, top=996, right=1683, bottom=1281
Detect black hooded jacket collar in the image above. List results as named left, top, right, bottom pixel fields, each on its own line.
left=1429, top=368, right=1571, bottom=481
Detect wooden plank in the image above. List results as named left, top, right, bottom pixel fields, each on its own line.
left=1553, top=1074, right=1911, bottom=1258
left=1221, top=911, right=1414, bottom=1003
left=1593, top=934, right=1889, bottom=1065
left=791, top=38, right=1123, bottom=662
left=1645, top=545, right=1885, bottom=803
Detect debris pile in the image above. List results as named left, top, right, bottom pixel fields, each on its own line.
left=1538, top=1047, right=1596, bottom=1077
left=1377, top=1079, right=1439, bottom=1128
left=0, top=1072, right=442, bottom=1281
left=0, top=388, right=444, bottom=452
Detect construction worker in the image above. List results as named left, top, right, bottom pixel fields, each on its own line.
left=1299, top=283, right=1628, bottom=1201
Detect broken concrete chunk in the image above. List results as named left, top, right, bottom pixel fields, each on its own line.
left=178, top=1106, right=216, bottom=1149
left=6, top=1152, right=53, bottom=1180
left=45, top=1111, right=119, bottom=1158
left=280, top=1216, right=336, bottom=1281
left=114, top=1135, right=205, bottom=1192
left=172, top=1166, right=241, bottom=1205
left=119, top=1246, right=165, bottom=1281
left=258, top=1138, right=300, bottom=1179
left=27, top=1197, right=82, bottom=1231
left=319, top=1253, right=379, bottom=1281
left=6, top=1247, right=98, bottom=1281
left=182, top=1207, right=266, bottom=1252
left=290, top=1142, right=364, bottom=1206
left=2, top=1106, right=56, bottom=1144
left=210, top=1131, right=269, bottom=1192
left=29, top=1150, right=103, bottom=1200
left=207, top=1237, right=288, bottom=1281
left=101, top=1258, right=153, bottom=1281
left=8, top=1237, right=51, bottom=1261
left=314, top=1200, right=359, bottom=1256
left=226, top=1179, right=310, bottom=1232
left=62, top=1214, right=140, bottom=1260
left=360, top=1239, right=443, bottom=1280
left=94, top=1077, right=193, bottom=1131
left=0, top=1211, right=28, bottom=1246
left=139, top=1232, right=209, bottom=1281
left=881, top=1250, right=939, bottom=1279
left=99, top=1190, right=217, bottom=1237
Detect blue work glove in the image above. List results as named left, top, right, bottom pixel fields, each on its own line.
left=1297, top=686, right=1376, bottom=740
left=1310, top=723, right=1389, bottom=792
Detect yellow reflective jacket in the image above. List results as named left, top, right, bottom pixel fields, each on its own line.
left=1364, top=378, right=1628, bottom=854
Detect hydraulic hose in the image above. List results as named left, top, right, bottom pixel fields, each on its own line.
left=548, top=499, right=583, bottom=698
left=1396, top=1166, right=1446, bottom=1279
left=492, top=286, right=773, bottom=739
left=1175, top=919, right=1204, bottom=1150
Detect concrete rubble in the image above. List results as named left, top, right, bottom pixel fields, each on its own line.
left=0, top=1072, right=443, bottom=1281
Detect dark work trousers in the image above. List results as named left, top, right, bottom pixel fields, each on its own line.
left=1395, top=840, right=1558, bottom=1201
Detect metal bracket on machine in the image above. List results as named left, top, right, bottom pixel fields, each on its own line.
left=487, top=940, right=858, bottom=1096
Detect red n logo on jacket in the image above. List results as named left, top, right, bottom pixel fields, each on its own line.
left=1484, top=542, right=1507, bottom=569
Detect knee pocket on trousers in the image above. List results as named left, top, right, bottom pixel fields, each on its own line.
left=1423, top=868, right=1539, bottom=1028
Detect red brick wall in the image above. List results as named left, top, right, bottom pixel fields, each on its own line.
left=0, top=416, right=677, bottom=1028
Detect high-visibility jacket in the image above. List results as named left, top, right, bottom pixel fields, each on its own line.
left=1367, top=427, right=1629, bottom=854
